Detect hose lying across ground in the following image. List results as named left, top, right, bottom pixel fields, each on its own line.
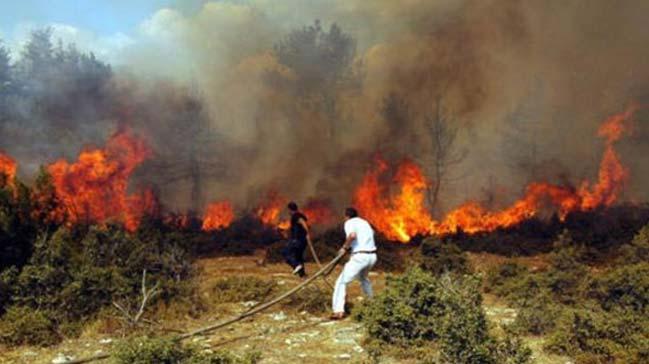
left=65, top=251, right=346, bottom=364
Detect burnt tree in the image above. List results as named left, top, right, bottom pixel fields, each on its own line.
left=426, top=96, right=466, bottom=215
left=146, top=88, right=226, bottom=212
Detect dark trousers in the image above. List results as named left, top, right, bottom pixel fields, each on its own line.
left=281, top=239, right=307, bottom=269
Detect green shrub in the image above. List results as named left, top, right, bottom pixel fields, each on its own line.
left=420, top=238, right=471, bottom=276
left=211, top=276, right=276, bottom=304
left=618, top=223, right=649, bottom=264
left=511, top=293, right=561, bottom=335
left=544, top=232, right=589, bottom=304
left=352, top=267, right=442, bottom=345
left=484, top=263, right=544, bottom=306
left=3, top=223, right=200, bottom=343
left=113, top=336, right=261, bottom=364
left=353, top=268, right=532, bottom=363
left=484, top=261, right=528, bottom=296
left=0, top=305, right=60, bottom=346
left=544, top=307, right=649, bottom=363
left=0, top=267, right=17, bottom=313
left=586, top=262, right=649, bottom=313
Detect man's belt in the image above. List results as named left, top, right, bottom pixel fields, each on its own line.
left=352, top=250, right=377, bottom=254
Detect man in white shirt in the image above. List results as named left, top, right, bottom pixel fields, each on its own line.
left=330, top=207, right=377, bottom=320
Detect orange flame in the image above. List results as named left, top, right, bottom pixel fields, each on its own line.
left=0, top=151, right=17, bottom=187
left=47, top=128, right=156, bottom=231
left=354, top=106, right=635, bottom=242
left=254, top=191, right=286, bottom=226
left=202, top=200, right=235, bottom=231
left=254, top=192, right=335, bottom=230
left=302, top=199, right=336, bottom=227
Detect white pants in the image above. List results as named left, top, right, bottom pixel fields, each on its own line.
left=332, top=253, right=377, bottom=313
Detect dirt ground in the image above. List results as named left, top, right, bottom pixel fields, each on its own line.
left=0, top=251, right=570, bottom=364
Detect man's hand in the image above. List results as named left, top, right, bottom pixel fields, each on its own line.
left=338, top=247, right=347, bottom=256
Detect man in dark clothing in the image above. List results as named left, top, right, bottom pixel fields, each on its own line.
left=281, top=201, right=310, bottom=277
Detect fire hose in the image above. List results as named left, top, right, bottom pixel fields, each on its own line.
left=63, top=250, right=346, bottom=364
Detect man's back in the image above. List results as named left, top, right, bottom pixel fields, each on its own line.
left=344, top=217, right=376, bottom=252
left=290, top=212, right=308, bottom=242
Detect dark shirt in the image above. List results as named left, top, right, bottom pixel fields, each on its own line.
left=290, top=212, right=308, bottom=243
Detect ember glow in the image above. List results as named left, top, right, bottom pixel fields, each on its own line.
left=354, top=107, right=636, bottom=242
left=0, top=151, right=17, bottom=186
left=47, top=128, right=156, bottom=231
left=202, top=201, right=235, bottom=231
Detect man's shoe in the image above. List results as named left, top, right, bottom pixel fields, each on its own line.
left=292, top=265, right=304, bottom=275
left=329, top=312, right=346, bottom=320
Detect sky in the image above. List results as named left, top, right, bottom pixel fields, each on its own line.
left=0, top=0, right=208, bottom=63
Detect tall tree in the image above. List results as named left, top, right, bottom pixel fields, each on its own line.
left=19, top=27, right=55, bottom=83
left=144, top=87, right=227, bottom=211
left=274, top=20, right=356, bottom=140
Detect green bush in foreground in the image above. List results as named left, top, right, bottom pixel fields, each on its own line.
left=353, top=268, right=531, bottom=363
left=544, top=307, right=649, bottom=363
left=113, top=336, right=261, bottom=364
left=510, top=293, right=561, bottom=335
left=586, top=262, right=649, bottom=313
left=0, top=305, right=60, bottom=346
left=0, top=223, right=201, bottom=344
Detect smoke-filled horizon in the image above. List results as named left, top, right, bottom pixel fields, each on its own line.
left=1, top=0, right=649, bottom=217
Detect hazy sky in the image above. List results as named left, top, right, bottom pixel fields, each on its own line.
left=0, top=0, right=209, bottom=62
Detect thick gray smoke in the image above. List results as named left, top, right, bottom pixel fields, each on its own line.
left=2, top=0, right=649, bottom=214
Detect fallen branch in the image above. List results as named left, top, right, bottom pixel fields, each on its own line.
left=112, top=269, right=160, bottom=327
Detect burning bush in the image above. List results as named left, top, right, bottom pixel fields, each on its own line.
left=353, top=268, right=532, bottom=363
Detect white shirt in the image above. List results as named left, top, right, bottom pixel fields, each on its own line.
left=344, top=217, right=376, bottom=253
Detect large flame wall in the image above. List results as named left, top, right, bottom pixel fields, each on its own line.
left=353, top=107, right=635, bottom=242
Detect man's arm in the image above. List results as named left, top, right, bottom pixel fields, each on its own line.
left=298, top=218, right=311, bottom=243
left=339, top=232, right=356, bottom=255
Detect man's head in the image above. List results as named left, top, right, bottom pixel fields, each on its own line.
left=287, top=201, right=299, bottom=213
left=344, top=207, right=358, bottom=221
